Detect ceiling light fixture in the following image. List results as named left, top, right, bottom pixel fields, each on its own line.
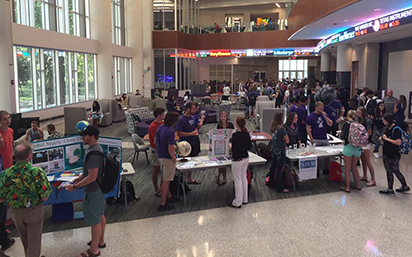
left=285, top=4, right=288, bottom=7
left=374, top=8, right=382, bottom=12
left=276, top=3, right=281, bottom=8
left=344, top=19, right=349, bottom=22
left=326, top=27, right=331, bottom=29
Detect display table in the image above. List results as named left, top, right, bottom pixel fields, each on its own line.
left=175, top=152, right=267, bottom=204
left=250, top=131, right=272, bottom=155
left=286, top=145, right=344, bottom=162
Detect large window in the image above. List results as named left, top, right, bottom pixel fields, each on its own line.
left=113, top=57, right=132, bottom=96
left=14, top=0, right=90, bottom=38
left=278, top=59, right=308, bottom=80
left=14, top=46, right=97, bottom=113
left=111, top=0, right=126, bottom=45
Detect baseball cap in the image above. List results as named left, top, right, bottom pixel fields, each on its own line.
left=78, top=125, right=100, bottom=137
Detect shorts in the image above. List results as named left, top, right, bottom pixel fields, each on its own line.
left=83, top=189, right=105, bottom=226
left=150, top=147, right=160, bottom=167
left=343, top=144, right=362, bottom=158
left=313, top=139, right=330, bottom=147
left=159, top=158, right=176, bottom=182
left=362, top=143, right=371, bottom=150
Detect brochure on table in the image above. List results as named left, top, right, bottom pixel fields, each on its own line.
left=31, top=136, right=122, bottom=176
left=208, top=129, right=235, bottom=159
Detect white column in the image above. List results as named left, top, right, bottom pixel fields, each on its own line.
left=337, top=44, right=352, bottom=72
left=0, top=0, right=13, bottom=111
left=142, top=0, right=153, bottom=97
left=90, top=0, right=113, bottom=100
left=126, top=0, right=143, bottom=94
left=320, top=51, right=331, bottom=72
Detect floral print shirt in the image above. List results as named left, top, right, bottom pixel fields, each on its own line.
left=48, top=131, right=63, bottom=140
left=0, top=161, right=52, bottom=209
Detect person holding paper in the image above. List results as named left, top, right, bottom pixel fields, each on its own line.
left=215, top=111, right=234, bottom=186
left=228, top=117, right=252, bottom=208
left=0, top=142, right=52, bottom=257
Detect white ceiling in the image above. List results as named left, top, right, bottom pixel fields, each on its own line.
left=289, top=0, right=412, bottom=40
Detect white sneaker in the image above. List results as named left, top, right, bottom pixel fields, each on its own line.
left=374, top=153, right=380, bottom=159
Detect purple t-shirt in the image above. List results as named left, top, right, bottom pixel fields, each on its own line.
left=297, top=105, right=308, bottom=131
left=176, top=115, right=199, bottom=148
left=306, top=112, right=330, bottom=140
left=156, top=125, right=175, bottom=159
left=289, top=104, right=297, bottom=113
left=324, top=100, right=342, bottom=123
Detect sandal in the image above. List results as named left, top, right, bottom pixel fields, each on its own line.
left=218, top=181, right=227, bottom=186
left=351, top=186, right=362, bottom=191
left=80, top=249, right=101, bottom=257
left=87, top=241, right=106, bottom=248
left=339, top=187, right=351, bottom=193
left=366, top=181, right=376, bottom=187
left=154, top=191, right=161, bottom=197
left=360, top=178, right=368, bottom=182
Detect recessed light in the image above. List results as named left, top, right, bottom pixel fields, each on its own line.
left=374, top=8, right=382, bottom=12
left=326, top=27, right=331, bottom=29
left=344, top=19, right=349, bottom=22
left=276, top=3, right=281, bottom=8
left=285, top=4, right=288, bottom=7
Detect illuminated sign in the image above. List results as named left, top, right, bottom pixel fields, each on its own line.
left=210, top=50, right=232, bottom=57
left=273, top=50, right=294, bottom=56
left=317, top=7, right=412, bottom=51
left=186, top=48, right=319, bottom=58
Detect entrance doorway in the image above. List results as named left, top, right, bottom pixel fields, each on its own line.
left=351, top=61, right=359, bottom=97
left=254, top=71, right=266, bottom=82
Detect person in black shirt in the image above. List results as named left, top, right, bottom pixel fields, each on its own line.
left=228, top=117, right=251, bottom=208
left=215, top=111, right=234, bottom=186
left=372, top=102, right=386, bottom=159
left=284, top=112, right=300, bottom=147
left=379, top=113, right=410, bottom=195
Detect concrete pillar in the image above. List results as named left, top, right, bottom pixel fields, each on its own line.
left=320, top=51, right=335, bottom=84
left=142, top=0, right=153, bottom=97
left=336, top=44, right=352, bottom=90
left=126, top=0, right=143, bottom=94
left=0, top=0, right=13, bottom=111
left=90, top=0, right=113, bottom=100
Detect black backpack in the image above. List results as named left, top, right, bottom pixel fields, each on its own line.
left=119, top=178, right=137, bottom=204
left=249, top=94, right=257, bottom=106
left=169, top=176, right=191, bottom=195
left=85, top=151, right=120, bottom=194
left=366, top=99, right=378, bottom=115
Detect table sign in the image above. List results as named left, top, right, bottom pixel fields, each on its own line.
left=208, top=129, right=235, bottom=158
left=298, top=155, right=317, bottom=181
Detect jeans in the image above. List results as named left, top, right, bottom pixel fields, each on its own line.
left=383, top=155, right=407, bottom=190
left=373, top=128, right=383, bottom=153
left=0, top=203, right=10, bottom=248
left=269, top=150, right=286, bottom=192
left=245, top=105, right=254, bottom=117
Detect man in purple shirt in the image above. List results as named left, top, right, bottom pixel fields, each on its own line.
left=306, top=102, right=333, bottom=174
left=176, top=102, right=205, bottom=184
left=297, top=96, right=309, bottom=146
left=156, top=111, right=180, bottom=211
left=288, top=97, right=297, bottom=114
left=324, top=99, right=345, bottom=136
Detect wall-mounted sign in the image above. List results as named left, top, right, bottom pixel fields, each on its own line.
left=210, top=50, right=232, bottom=57
left=198, top=48, right=318, bottom=58
left=317, top=8, right=412, bottom=51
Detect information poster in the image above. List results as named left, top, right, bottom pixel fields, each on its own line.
left=298, top=155, right=317, bottom=181
left=32, top=136, right=122, bottom=175
left=208, top=129, right=235, bottom=158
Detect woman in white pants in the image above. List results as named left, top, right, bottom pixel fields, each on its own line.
left=229, top=117, right=252, bottom=208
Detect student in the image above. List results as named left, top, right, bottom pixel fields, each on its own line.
left=67, top=125, right=107, bottom=257
left=288, top=97, right=297, bottom=114
left=284, top=112, right=300, bottom=147
left=357, top=107, right=376, bottom=187
left=339, top=110, right=362, bottom=193
left=91, top=101, right=103, bottom=127
left=0, top=111, right=14, bottom=169
left=297, top=96, right=309, bottom=146
left=148, top=108, right=166, bottom=196
left=371, top=102, right=386, bottom=159
left=306, top=102, right=333, bottom=174
left=176, top=102, right=205, bottom=184
left=228, top=117, right=252, bottom=208
left=274, top=89, right=283, bottom=108
left=222, top=83, right=230, bottom=101
left=135, top=89, right=141, bottom=96
left=47, top=124, right=63, bottom=139
left=379, top=113, right=410, bottom=195
left=24, top=120, right=44, bottom=142
left=324, top=98, right=345, bottom=136
left=268, top=112, right=290, bottom=193
left=393, top=95, right=406, bottom=128
left=383, top=89, right=397, bottom=114
left=246, top=87, right=258, bottom=120
left=154, top=88, right=163, bottom=99
left=156, top=112, right=181, bottom=211
left=215, top=111, right=234, bottom=186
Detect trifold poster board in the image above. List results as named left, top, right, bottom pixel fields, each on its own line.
left=31, top=136, right=122, bottom=175
left=208, top=129, right=235, bottom=158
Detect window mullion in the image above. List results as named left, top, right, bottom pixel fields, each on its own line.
left=31, top=48, right=38, bottom=110
left=68, top=52, right=73, bottom=103
left=55, top=50, right=61, bottom=106
left=85, top=54, right=89, bottom=101
left=74, top=54, right=78, bottom=102
left=40, top=49, right=46, bottom=108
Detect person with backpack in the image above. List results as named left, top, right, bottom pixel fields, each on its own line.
left=246, top=87, right=258, bottom=120
left=393, top=95, right=407, bottom=128
left=268, top=112, right=290, bottom=193
left=371, top=102, right=386, bottom=159
left=339, top=110, right=364, bottom=193
left=67, top=125, right=107, bottom=257
left=357, top=107, right=376, bottom=187
left=228, top=117, right=252, bottom=208
left=379, top=113, right=410, bottom=195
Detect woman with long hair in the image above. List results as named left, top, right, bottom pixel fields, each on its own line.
left=215, top=111, right=234, bottom=186
left=394, top=95, right=407, bottom=127
left=379, top=113, right=410, bottom=195
left=284, top=112, right=301, bottom=147
left=91, top=101, right=103, bottom=127
left=357, top=107, right=376, bottom=187
left=339, top=110, right=362, bottom=193
left=228, top=117, right=252, bottom=208
left=268, top=112, right=290, bottom=193
left=372, top=102, right=386, bottom=158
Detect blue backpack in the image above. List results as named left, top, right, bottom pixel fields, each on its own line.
left=393, top=126, right=412, bottom=155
